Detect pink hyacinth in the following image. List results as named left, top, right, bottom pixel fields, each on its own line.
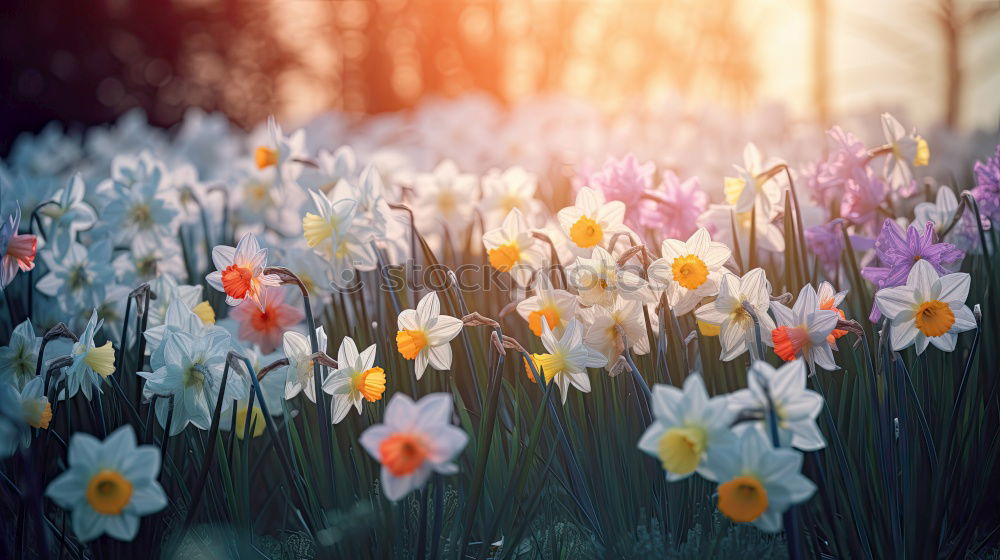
left=229, top=286, right=305, bottom=354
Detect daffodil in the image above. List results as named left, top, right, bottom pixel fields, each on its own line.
left=0, top=319, right=42, bottom=390
left=874, top=259, right=975, bottom=354
left=253, top=115, right=306, bottom=188
left=413, top=159, right=477, bottom=244
left=36, top=239, right=120, bottom=315
left=768, top=284, right=840, bottom=373
left=482, top=207, right=546, bottom=287
left=229, top=286, right=304, bottom=354
left=556, top=187, right=631, bottom=258
left=323, top=336, right=386, bottom=424
left=302, top=189, right=377, bottom=288
left=146, top=274, right=204, bottom=332
left=0, top=384, right=27, bottom=459
left=45, top=425, right=167, bottom=542
left=580, top=298, right=650, bottom=364
left=880, top=112, right=929, bottom=193
left=637, top=373, right=737, bottom=481
left=566, top=245, right=654, bottom=307
left=144, top=298, right=228, bottom=359
left=138, top=329, right=245, bottom=436
left=722, top=143, right=784, bottom=218
left=694, top=269, right=775, bottom=361
left=533, top=319, right=608, bottom=404
left=647, top=227, right=732, bottom=315
left=696, top=202, right=785, bottom=262
left=395, top=292, right=463, bottom=380
left=711, top=428, right=816, bottom=532
left=479, top=166, right=545, bottom=230
left=0, top=205, right=37, bottom=288
left=63, top=310, right=116, bottom=401
left=206, top=232, right=281, bottom=310
left=515, top=273, right=578, bottom=337
left=282, top=326, right=329, bottom=403
left=728, top=360, right=826, bottom=451
left=359, top=392, right=468, bottom=501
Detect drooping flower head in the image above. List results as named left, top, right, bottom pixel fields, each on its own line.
left=45, top=425, right=167, bottom=542
left=206, top=232, right=281, bottom=310
left=768, top=284, right=840, bottom=374
left=395, top=292, right=463, bottom=380
left=880, top=112, right=929, bottom=195
left=323, top=336, right=386, bottom=424
left=65, top=310, right=116, bottom=401
left=874, top=259, right=976, bottom=354
left=359, top=393, right=468, bottom=501
left=0, top=205, right=37, bottom=288
left=532, top=319, right=607, bottom=404
left=283, top=326, right=329, bottom=403
left=728, top=359, right=826, bottom=452
left=861, top=219, right=964, bottom=321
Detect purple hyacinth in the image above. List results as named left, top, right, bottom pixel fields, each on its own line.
left=639, top=170, right=707, bottom=240
left=805, top=220, right=845, bottom=276
left=808, top=126, right=869, bottom=208
left=840, top=166, right=888, bottom=235
left=971, top=144, right=1000, bottom=224
left=861, top=218, right=964, bottom=321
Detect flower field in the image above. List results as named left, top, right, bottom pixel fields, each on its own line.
left=1, top=98, right=998, bottom=559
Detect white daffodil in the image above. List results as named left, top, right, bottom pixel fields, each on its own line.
left=532, top=319, right=607, bottom=404
left=36, top=239, right=121, bottom=315
left=147, top=274, right=204, bottom=331
left=515, top=272, right=579, bottom=337
left=0, top=384, right=27, bottom=459
left=359, top=392, right=468, bottom=502
left=9, top=376, right=51, bottom=449
left=566, top=245, right=654, bottom=308
left=728, top=360, right=826, bottom=452
left=914, top=186, right=959, bottom=235
left=482, top=207, right=546, bottom=288
left=711, top=428, right=816, bottom=532
left=580, top=298, right=650, bottom=364
left=637, top=373, right=737, bottom=481
left=395, top=292, right=464, bottom=380
left=323, top=336, right=386, bottom=424
left=329, top=164, right=395, bottom=239
left=40, top=172, right=97, bottom=254
left=648, top=227, right=732, bottom=316
left=479, top=166, right=545, bottom=229
left=722, top=143, right=784, bottom=217
left=0, top=205, right=37, bottom=289
left=0, top=319, right=42, bottom=390
left=314, top=146, right=358, bottom=193
left=881, top=112, right=929, bottom=193
left=302, top=189, right=377, bottom=288
left=696, top=202, right=785, bottom=263
left=45, top=425, right=167, bottom=542
left=694, top=269, right=775, bottom=361
left=144, top=298, right=222, bottom=360
left=253, top=115, right=306, bottom=188
left=556, top=187, right=632, bottom=258
left=206, top=232, right=281, bottom=310
left=413, top=159, right=477, bottom=241
left=63, top=310, right=116, bottom=401
left=138, top=329, right=245, bottom=436
left=768, top=284, right=841, bottom=373
left=282, top=326, right=329, bottom=403
left=99, top=169, right=178, bottom=253
left=874, top=259, right=975, bottom=354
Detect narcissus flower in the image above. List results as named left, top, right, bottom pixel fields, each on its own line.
left=253, top=115, right=306, bottom=187
left=359, top=392, right=468, bottom=501
left=229, top=286, right=304, bottom=354
left=479, top=166, right=545, bottom=229
left=711, top=428, right=816, bottom=532
left=580, top=298, right=650, bottom=364
left=64, top=310, right=116, bottom=401
left=0, top=205, right=37, bottom=288
left=874, top=259, right=975, bottom=354
left=516, top=272, right=579, bottom=337
left=482, top=207, right=546, bottom=287
left=206, top=232, right=281, bottom=310
left=557, top=187, right=631, bottom=257
left=768, top=284, right=840, bottom=373
left=45, top=425, right=167, bottom=542
left=282, top=326, right=329, bottom=403
left=0, top=319, right=41, bottom=390
left=722, top=143, right=784, bottom=218
left=395, top=292, right=463, bottom=380
left=637, top=373, right=737, bottom=481
left=648, top=227, right=731, bottom=316
left=567, top=245, right=654, bottom=308
left=324, top=336, right=386, bottom=424
left=302, top=190, right=377, bottom=288
left=817, top=281, right=849, bottom=347
left=880, top=112, right=929, bottom=193
left=533, top=319, right=607, bottom=404
left=694, top=269, right=775, bottom=361
left=728, top=360, right=826, bottom=451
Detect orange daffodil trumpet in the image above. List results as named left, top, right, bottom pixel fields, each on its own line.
left=324, top=336, right=386, bottom=424
left=557, top=187, right=632, bottom=258
left=516, top=273, right=578, bottom=337
left=482, top=207, right=546, bottom=287
left=206, top=232, right=280, bottom=310
left=396, top=292, right=464, bottom=380
left=648, top=227, right=732, bottom=316
left=767, top=283, right=841, bottom=374
left=874, top=259, right=975, bottom=354
left=360, top=393, right=468, bottom=502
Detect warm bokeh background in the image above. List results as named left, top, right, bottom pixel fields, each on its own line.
left=2, top=0, right=998, bottom=152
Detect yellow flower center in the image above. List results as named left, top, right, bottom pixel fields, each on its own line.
left=396, top=330, right=428, bottom=360
left=913, top=136, right=930, bottom=167
left=352, top=367, right=387, bottom=402
left=657, top=426, right=707, bottom=474
left=22, top=399, right=52, bottom=429
left=718, top=475, right=769, bottom=523
left=84, top=342, right=116, bottom=377
left=193, top=301, right=216, bottom=325
left=671, top=254, right=709, bottom=290
left=697, top=319, right=721, bottom=337
left=527, top=307, right=560, bottom=337
left=302, top=212, right=333, bottom=248
left=488, top=242, right=521, bottom=272
left=437, top=191, right=457, bottom=214
left=723, top=176, right=746, bottom=206
left=569, top=216, right=603, bottom=248
left=255, top=146, right=278, bottom=169
left=235, top=405, right=266, bottom=439
left=86, top=469, right=133, bottom=515
left=532, top=352, right=564, bottom=381
left=914, top=300, right=954, bottom=337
